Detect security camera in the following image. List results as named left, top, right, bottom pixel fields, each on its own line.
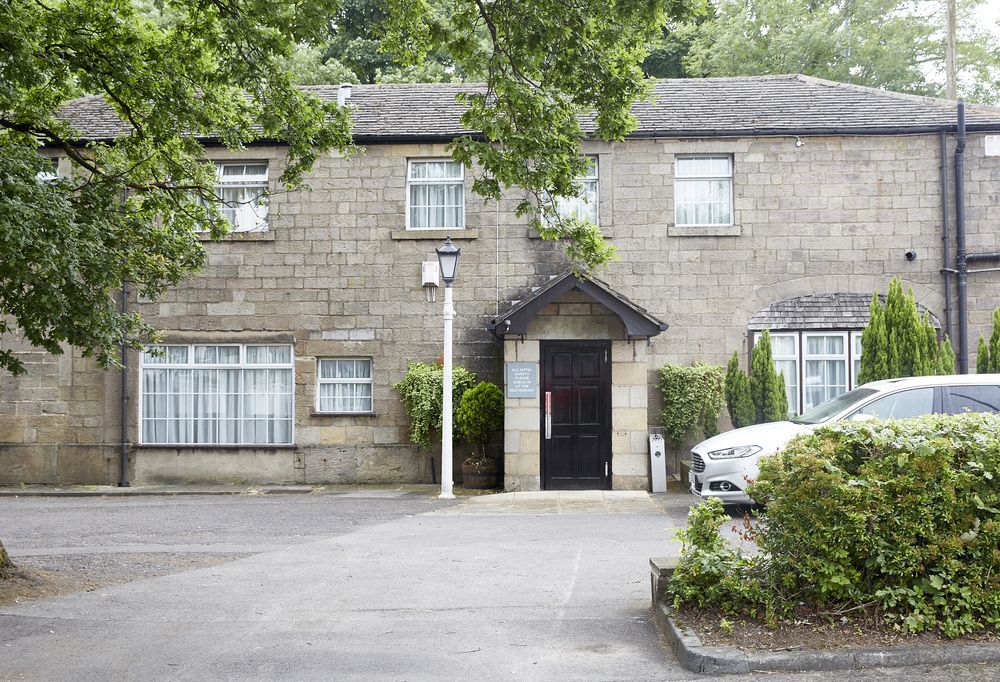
left=904, top=250, right=917, bottom=262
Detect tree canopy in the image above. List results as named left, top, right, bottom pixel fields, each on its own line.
left=1, top=0, right=690, bottom=374
left=661, top=0, right=1000, bottom=103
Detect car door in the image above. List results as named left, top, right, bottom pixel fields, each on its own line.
left=849, top=387, right=938, bottom=419
left=941, top=384, right=1000, bottom=415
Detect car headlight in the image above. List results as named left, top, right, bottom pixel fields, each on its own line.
left=706, top=445, right=762, bottom=459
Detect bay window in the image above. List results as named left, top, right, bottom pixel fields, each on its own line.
left=803, top=333, right=849, bottom=411
left=140, top=344, right=293, bottom=445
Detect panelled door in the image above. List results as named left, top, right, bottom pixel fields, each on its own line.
left=541, top=341, right=611, bottom=490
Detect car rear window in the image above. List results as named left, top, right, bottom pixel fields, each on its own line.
left=943, top=385, right=1000, bottom=414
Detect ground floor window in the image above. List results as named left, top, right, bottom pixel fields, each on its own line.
left=753, top=330, right=862, bottom=416
left=140, top=344, right=294, bottom=445
left=316, top=358, right=373, bottom=413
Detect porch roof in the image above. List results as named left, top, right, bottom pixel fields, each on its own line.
left=487, top=271, right=668, bottom=339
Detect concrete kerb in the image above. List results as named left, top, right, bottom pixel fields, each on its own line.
left=649, top=557, right=1000, bottom=675
left=0, top=483, right=450, bottom=498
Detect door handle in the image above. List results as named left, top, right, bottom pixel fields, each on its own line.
left=544, top=391, right=552, bottom=440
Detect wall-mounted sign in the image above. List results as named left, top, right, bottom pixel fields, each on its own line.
left=506, top=362, right=538, bottom=399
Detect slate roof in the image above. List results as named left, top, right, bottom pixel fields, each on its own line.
left=747, top=293, right=940, bottom=331
left=56, top=75, right=1000, bottom=143
left=487, top=270, right=668, bottom=339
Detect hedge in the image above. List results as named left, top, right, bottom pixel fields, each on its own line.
left=669, top=413, right=1000, bottom=637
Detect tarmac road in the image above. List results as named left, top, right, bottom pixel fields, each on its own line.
left=1, top=490, right=998, bottom=681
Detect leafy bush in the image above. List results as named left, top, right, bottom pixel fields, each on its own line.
left=658, top=363, right=725, bottom=446
left=456, top=381, right=504, bottom=461
left=393, top=362, right=477, bottom=449
left=668, top=497, right=765, bottom=618
left=669, top=413, right=1000, bottom=638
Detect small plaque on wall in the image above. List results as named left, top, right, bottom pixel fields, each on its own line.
left=506, top=362, right=538, bottom=399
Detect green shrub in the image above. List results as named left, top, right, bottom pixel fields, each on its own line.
left=455, top=381, right=504, bottom=461
left=393, top=362, right=477, bottom=449
left=668, top=413, right=1000, bottom=638
left=724, top=352, right=755, bottom=429
left=990, top=308, right=1000, bottom=373
left=658, top=363, right=725, bottom=446
left=749, top=330, right=788, bottom=422
left=668, top=497, right=766, bottom=617
left=859, top=278, right=954, bottom=382
left=978, top=335, right=990, bottom=374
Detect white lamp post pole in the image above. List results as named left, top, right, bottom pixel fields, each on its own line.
left=436, top=237, right=460, bottom=500
left=440, top=281, right=456, bottom=499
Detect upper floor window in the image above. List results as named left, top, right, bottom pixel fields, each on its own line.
left=407, top=160, right=464, bottom=230
left=216, top=162, right=269, bottom=232
left=140, top=343, right=293, bottom=445
left=316, top=358, right=373, bottom=414
left=675, top=155, right=732, bottom=226
left=554, top=156, right=599, bottom=225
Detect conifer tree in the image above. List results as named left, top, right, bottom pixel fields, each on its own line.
left=858, top=293, right=888, bottom=384
left=977, top=335, right=990, bottom=374
left=939, top=336, right=956, bottom=375
left=724, top=351, right=755, bottom=428
left=989, top=309, right=1000, bottom=373
left=750, top=330, right=789, bottom=423
left=859, top=277, right=954, bottom=381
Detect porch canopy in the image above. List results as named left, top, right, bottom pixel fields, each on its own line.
left=487, top=271, right=669, bottom=340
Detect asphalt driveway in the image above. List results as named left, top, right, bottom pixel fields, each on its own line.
left=1, top=490, right=998, bottom=681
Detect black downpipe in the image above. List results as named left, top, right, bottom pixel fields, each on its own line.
left=940, top=131, right=952, bottom=341
left=119, top=279, right=130, bottom=487
left=955, top=101, right=968, bottom=373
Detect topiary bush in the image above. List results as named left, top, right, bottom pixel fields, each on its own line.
left=669, top=413, right=1000, bottom=638
left=658, top=363, right=725, bottom=446
left=456, top=381, right=504, bottom=461
left=393, top=362, right=477, bottom=449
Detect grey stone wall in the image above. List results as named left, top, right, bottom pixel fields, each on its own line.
left=2, top=133, right=999, bottom=485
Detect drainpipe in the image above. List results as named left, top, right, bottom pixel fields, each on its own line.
left=955, top=100, right=968, bottom=373
left=119, top=279, right=130, bottom=487
left=939, top=130, right=952, bottom=341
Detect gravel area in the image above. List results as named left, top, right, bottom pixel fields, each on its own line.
left=0, top=491, right=449, bottom=607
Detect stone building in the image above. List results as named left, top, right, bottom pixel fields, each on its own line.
left=3, top=75, right=1000, bottom=489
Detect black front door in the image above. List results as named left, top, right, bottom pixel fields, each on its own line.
left=541, top=341, right=611, bottom=490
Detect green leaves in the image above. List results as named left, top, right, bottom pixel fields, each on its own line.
left=1, top=0, right=354, bottom=374
left=393, top=361, right=477, bottom=449
left=658, top=362, right=726, bottom=445
left=676, top=0, right=999, bottom=104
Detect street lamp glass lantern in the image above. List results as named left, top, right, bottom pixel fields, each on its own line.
left=436, top=236, right=461, bottom=285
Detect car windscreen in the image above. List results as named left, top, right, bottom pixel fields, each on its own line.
left=791, top=388, right=879, bottom=425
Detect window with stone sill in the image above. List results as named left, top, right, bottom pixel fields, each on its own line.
left=316, top=358, right=373, bottom=413
left=213, top=162, right=269, bottom=232
left=550, top=156, right=599, bottom=226
left=674, top=155, right=733, bottom=227
left=406, top=160, right=465, bottom=230
left=140, top=343, right=293, bottom=445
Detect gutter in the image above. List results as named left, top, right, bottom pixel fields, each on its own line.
left=119, top=279, right=130, bottom=487
left=54, top=124, right=1000, bottom=149
left=956, top=101, right=969, bottom=373
left=939, top=130, right=952, bottom=341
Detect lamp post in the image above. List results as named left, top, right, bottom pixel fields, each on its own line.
left=436, top=236, right=461, bottom=500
